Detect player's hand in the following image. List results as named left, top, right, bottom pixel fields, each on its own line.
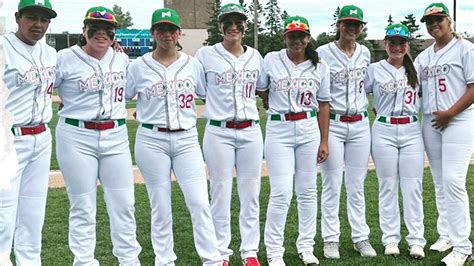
left=112, top=40, right=124, bottom=53
left=317, top=142, right=329, bottom=163
left=432, top=110, right=453, bottom=131
left=133, top=111, right=137, bottom=119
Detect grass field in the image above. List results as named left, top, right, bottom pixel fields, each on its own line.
left=41, top=98, right=474, bottom=265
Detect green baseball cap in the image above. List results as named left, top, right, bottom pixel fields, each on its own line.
left=218, top=3, right=247, bottom=21
left=283, top=15, right=310, bottom=35
left=84, top=6, right=117, bottom=25
left=18, top=0, right=57, bottom=18
left=151, top=8, right=181, bottom=28
left=338, top=5, right=366, bottom=24
left=385, top=23, right=410, bottom=40
left=421, top=3, right=449, bottom=22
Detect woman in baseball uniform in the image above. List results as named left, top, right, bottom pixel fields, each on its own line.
left=316, top=5, right=376, bottom=259
left=0, top=1, right=56, bottom=264
left=415, top=3, right=474, bottom=265
left=365, top=23, right=426, bottom=259
left=126, top=8, right=222, bottom=265
left=262, top=16, right=330, bottom=266
left=195, top=3, right=266, bottom=265
left=55, top=7, right=141, bottom=265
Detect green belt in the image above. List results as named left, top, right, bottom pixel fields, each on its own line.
left=64, top=118, right=126, bottom=127
left=329, top=111, right=368, bottom=121
left=270, top=110, right=317, bottom=121
left=209, top=120, right=259, bottom=127
left=377, top=115, right=418, bottom=123
left=142, top=123, right=154, bottom=129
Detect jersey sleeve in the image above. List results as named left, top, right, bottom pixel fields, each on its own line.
left=364, top=64, right=375, bottom=94
left=255, top=52, right=269, bottom=91
left=54, top=51, right=65, bottom=89
left=461, top=41, right=474, bottom=84
left=317, top=60, right=331, bottom=102
left=125, top=61, right=138, bottom=101
left=194, top=59, right=206, bottom=99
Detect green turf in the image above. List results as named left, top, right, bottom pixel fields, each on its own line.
left=40, top=167, right=474, bottom=265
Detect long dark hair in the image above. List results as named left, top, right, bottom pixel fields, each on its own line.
left=306, top=38, right=319, bottom=67
left=403, top=53, right=418, bottom=89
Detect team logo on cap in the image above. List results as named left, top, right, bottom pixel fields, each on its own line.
left=425, top=6, right=444, bottom=16
left=393, top=27, right=402, bottom=34
left=35, top=0, right=45, bottom=6
left=349, top=9, right=358, bottom=15
left=162, top=11, right=171, bottom=17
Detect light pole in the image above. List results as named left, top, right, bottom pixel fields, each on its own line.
left=253, top=0, right=258, bottom=49
left=453, top=0, right=456, bottom=31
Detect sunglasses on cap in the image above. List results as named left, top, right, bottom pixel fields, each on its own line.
left=425, top=16, right=445, bottom=25
left=86, top=10, right=116, bottom=22
left=386, top=28, right=409, bottom=39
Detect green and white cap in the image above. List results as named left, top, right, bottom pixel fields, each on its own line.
left=385, top=23, right=410, bottom=40
left=420, top=2, right=449, bottom=22
left=338, top=5, right=365, bottom=24
left=84, top=6, right=117, bottom=25
left=283, top=15, right=310, bottom=35
left=18, top=0, right=57, bottom=18
left=218, top=3, right=247, bottom=21
left=152, top=8, right=181, bottom=28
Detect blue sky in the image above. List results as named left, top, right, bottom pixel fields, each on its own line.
left=1, top=0, right=473, bottom=39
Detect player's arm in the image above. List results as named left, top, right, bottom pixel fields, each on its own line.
left=317, top=101, right=330, bottom=163
left=256, top=90, right=268, bottom=110
left=432, top=83, right=474, bottom=130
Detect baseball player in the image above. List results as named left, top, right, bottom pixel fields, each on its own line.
left=262, top=15, right=330, bottom=266
left=0, top=0, right=57, bottom=264
left=126, top=8, right=223, bottom=265
left=194, top=3, right=266, bottom=265
left=316, top=4, right=377, bottom=259
left=365, top=23, right=426, bottom=259
left=54, top=6, right=141, bottom=265
left=415, top=3, right=474, bottom=265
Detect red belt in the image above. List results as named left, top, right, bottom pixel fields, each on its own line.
left=390, top=117, right=411, bottom=124
left=285, top=112, right=308, bottom=121
left=339, top=114, right=363, bottom=122
left=84, top=121, right=116, bottom=131
left=225, top=120, right=253, bottom=129
left=13, top=124, right=47, bottom=136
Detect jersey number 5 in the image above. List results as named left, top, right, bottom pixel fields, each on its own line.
left=438, top=78, right=447, bottom=92
left=179, top=94, right=194, bottom=109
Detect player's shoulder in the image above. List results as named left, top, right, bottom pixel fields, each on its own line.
left=263, top=50, right=280, bottom=61
left=56, top=45, right=76, bottom=60
left=358, top=43, right=371, bottom=56
left=196, top=45, right=214, bottom=56
left=457, top=38, right=474, bottom=51
left=186, top=53, right=204, bottom=67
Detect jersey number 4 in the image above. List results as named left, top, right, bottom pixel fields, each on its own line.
left=46, top=83, right=53, bottom=98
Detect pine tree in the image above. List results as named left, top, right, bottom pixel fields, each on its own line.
left=112, top=5, right=133, bottom=29
left=204, top=0, right=222, bottom=45
left=263, top=0, right=282, bottom=35
left=387, top=14, right=394, bottom=26
left=330, top=7, right=340, bottom=36
left=401, top=14, right=423, bottom=58
left=242, top=0, right=264, bottom=50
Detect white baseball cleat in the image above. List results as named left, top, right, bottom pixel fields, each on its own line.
left=441, top=250, right=470, bottom=265
left=384, top=243, right=400, bottom=256
left=354, top=240, right=377, bottom=257
left=430, top=239, right=453, bottom=252
left=409, top=245, right=425, bottom=259
left=267, top=256, right=285, bottom=266
left=323, top=242, right=340, bottom=259
left=298, top=251, right=319, bottom=265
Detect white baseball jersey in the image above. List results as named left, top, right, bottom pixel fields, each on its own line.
left=316, top=42, right=370, bottom=115
left=126, top=52, right=204, bottom=130
left=263, top=49, right=331, bottom=114
left=415, top=37, right=474, bottom=114
left=55, top=45, right=129, bottom=120
left=1, top=33, right=56, bottom=126
left=365, top=60, right=421, bottom=116
left=195, top=43, right=267, bottom=121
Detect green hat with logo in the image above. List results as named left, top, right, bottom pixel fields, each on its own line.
left=385, top=23, right=410, bottom=40
left=338, top=5, right=366, bottom=24
left=218, top=3, right=247, bottom=22
left=84, top=6, right=117, bottom=25
left=420, top=3, right=449, bottom=22
left=283, top=15, right=310, bottom=35
left=18, top=0, right=57, bottom=18
left=152, top=8, right=181, bottom=28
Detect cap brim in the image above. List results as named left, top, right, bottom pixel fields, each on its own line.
left=152, top=21, right=180, bottom=29
left=337, top=17, right=366, bottom=24
left=283, top=28, right=310, bottom=35
left=219, top=12, right=247, bottom=21
left=385, top=35, right=410, bottom=40
left=420, top=13, right=448, bottom=22
left=20, top=6, right=57, bottom=19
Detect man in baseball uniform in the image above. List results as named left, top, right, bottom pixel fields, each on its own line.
left=195, top=3, right=267, bottom=265
left=316, top=4, right=376, bottom=259
left=0, top=0, right=57, bottom=264
left=365, top=23, right=426, bottom=259
left=416, top=3, right=474, bottom=265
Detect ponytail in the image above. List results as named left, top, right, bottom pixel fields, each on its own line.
left=403, top=53, right=418, bottom=89
left=305, top=40, right=319, bottom=67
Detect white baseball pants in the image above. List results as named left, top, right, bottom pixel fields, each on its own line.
left=371, top=120, right=426, bottom=247
left=320, top=118, right=371, bottom=243
left=0, top=129, right=51, bottom=265
left=264, top=118, right=320, bottom=258
left=423, top=110, right=474, bottom=255
left=135, top=126, right=222, bottom=266
left=56, top=119, right=141, bottom=265
left=203, top=124, right=263, bottom=261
